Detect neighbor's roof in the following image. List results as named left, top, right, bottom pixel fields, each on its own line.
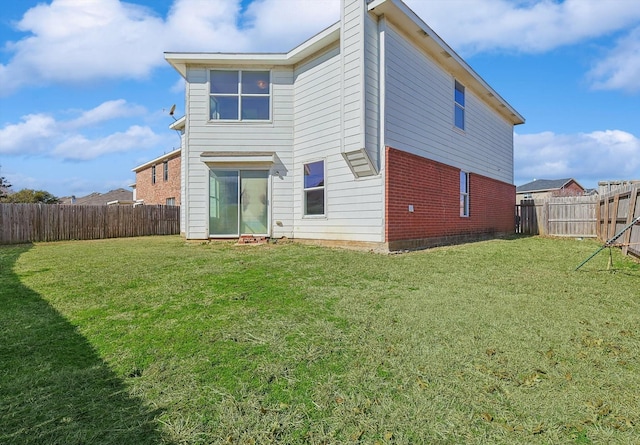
left=61, top=188, right=134, bottom=205
left=164, top=0, right=524, bottom=126
left=132, top=148, right=181, bottom=173
left=516, top=178, right=582, bottom=193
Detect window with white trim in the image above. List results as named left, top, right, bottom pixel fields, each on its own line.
left=454, top=80, right=465, bottom=130
left=209, top=70, right=270, bottom=121
left=303, top=160, right=325, bottom=216
left=163, top=161, right=169, bottom=181
left=460, top=171, right=469, bottom=217
left=151, top=165, right=156, bottom=184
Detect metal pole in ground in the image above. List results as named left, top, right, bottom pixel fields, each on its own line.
left=575, top=215, right=640, bottom=271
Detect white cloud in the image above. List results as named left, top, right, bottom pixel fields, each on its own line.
left=515, top=130, right=640, bottom=187
left=406, top=0, right=640, bottom=93
left=0, top=114, right=57, bottom=155
left=0, top=0, right=338, bottom=95
left=2, top=0, right=639, bottom=95
left=407, top=0, right=640, bottom=54
left=52, top=125, right=162, bottom=160
left=164, top=0, right=249, bottom=51
left=66, top=99, right=146, bottom=128
left=242, top=0, right=340, bottom=51
left=1, top=0, right=166, bottom=94
left=0, top=100, right=164, bottom=160
left=587, top=26, right=640, bottom=93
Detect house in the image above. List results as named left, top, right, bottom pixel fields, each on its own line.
left=132, top=143, right=182, bottom=207
left=60, top=188, right=134, bottom=205
left=165, top=0, right=525, bottom=250
left=516, top=178, right=586, bottom=202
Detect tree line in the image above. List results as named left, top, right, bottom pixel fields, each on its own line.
left=0, top=176, right=60, bottom=204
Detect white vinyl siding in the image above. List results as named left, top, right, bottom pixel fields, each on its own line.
left=363, top=11, right=380, bottom=169
left=341, top=0, right=366, bottom=152
left=293, top=43, right=384, bottom=242
left=182, top=66, right=294, bottom=239
left=383, top=23, right=514, bottom=185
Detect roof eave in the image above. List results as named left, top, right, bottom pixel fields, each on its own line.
left=132, top=148, right=181, bottom=172
left=164, top=22, right=341, bottom=77
left=169, top=115, right=186, bottom=131
left=368, top=0, right=525, bottom=126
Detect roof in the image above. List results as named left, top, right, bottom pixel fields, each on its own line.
left=169, top=115, right=185, bottom=131
left=516, top=178, right=580, bottom=193
left=164, top=0, right=524, bottom=126
left=61, top=188, right=134, bottom=205
left=132, top=148, right=181, bottom=173
left=165, top=22, right=341, bottom=76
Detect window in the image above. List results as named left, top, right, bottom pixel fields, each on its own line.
left=151, top=165, right=156, bottom=184
left=303, top=160, right=325, bottom=216
left=460, top=171, right=469, bottom=217
left=454, top=80, right=465, bottom=130
left=210, top=70, right=270, bottom=121
left=166, top=197, right=176, bottom=206
left=163, top=161, right=169, bottom=181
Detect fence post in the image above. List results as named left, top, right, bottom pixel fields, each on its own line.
left=622, top=187, right=639, bottom=256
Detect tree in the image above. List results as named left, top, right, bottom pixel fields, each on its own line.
left=0, top=176, right=11, bottom=199
left=1, top=189, right=60, bottom=204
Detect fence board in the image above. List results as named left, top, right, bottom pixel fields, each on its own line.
left=515, top=196, right=597, bottom=237
left=547, top=196, right=598, bottom=237
left=0, top=204, right=180, bottom=245
left=598, top=185, right=640, bottom=259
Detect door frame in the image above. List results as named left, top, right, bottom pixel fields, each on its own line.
left=207, top=167, right=271, bottom=238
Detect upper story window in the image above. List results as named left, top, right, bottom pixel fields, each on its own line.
left=163, top=161, right=169, bottom=181
left=460, top=171, right=469, bottom=217
left=151, top=165, right=156, bottom=184
left=454, top=80, right=465, bottom=130
left=304, top=160, right=325, bottom=216
left=210, top=70, right=270, bottom=121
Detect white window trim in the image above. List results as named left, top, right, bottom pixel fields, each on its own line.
left=208, top=69, right=272, bottom=122
left=460, top=171, right=469, bottom=218
left=302, top=159, right=326, bottom=218
left=454, top=79, right=465, bottom=132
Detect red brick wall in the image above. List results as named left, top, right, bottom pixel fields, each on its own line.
left=552, top=180, right=584, bottom=196
left=135, top=154, right=181, bottom=206
left=385, top=147, right=515, bottom=247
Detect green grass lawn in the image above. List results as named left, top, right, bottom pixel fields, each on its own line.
left=1, top=235, right=639, bottom=444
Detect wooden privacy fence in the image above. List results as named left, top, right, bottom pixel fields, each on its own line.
left=515, top=195, right=598, bottom=237
left=598, top=185, right=640, bottom=258
left=0, top=204, right=180, bottom=245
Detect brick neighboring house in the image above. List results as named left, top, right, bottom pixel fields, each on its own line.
left=516, top=178, right=586, bottom=202
left=132, top=148, right=181, bottom=206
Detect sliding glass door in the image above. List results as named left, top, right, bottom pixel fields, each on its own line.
left=209, top=169, right=268, bottom=236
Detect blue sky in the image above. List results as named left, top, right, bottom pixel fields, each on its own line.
left=1, top=0, right=639, bottom=198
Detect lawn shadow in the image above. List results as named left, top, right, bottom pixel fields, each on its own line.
left=0, top=244, right=171, bottom=445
